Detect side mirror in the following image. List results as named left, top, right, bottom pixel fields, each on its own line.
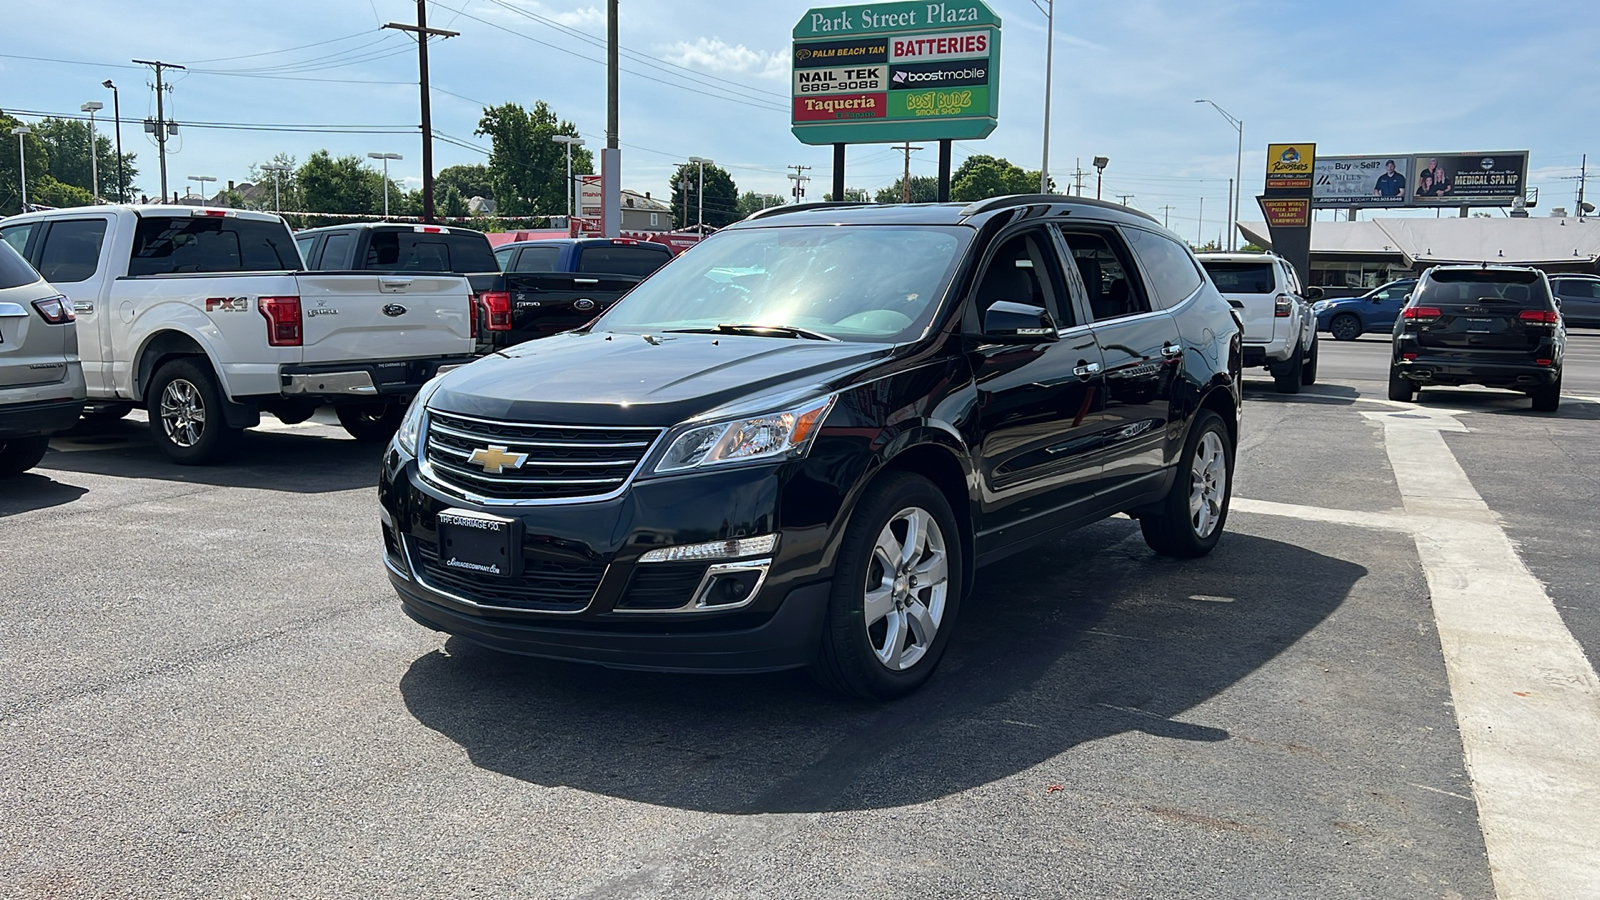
left=982, top=300, right=1058, bottom=341
left=1305, top=286, right=1325, bottom=301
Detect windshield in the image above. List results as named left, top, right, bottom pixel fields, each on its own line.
left=591, top=224, right=972, bottom=342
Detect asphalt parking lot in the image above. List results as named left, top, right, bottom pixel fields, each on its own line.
left=3, top=336, right=1598, bottom=899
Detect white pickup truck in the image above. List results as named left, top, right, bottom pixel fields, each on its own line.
left=0, top=206, right=476, bottom=463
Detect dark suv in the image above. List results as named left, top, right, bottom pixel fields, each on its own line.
left=379, top=196, right=1243, bottom=699
left=1389, top=265, right=1564, bottom=410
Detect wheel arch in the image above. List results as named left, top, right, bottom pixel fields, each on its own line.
left=133, top=329, right=217, bottom=403
left=873, top=433, right=977, bottom=598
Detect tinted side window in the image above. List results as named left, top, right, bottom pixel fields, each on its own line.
left=0, top=238, right=41, bottom=290
left=511, top=246, right=561, bottom=273
left=1200, top=262, right=1276, bottom=294
left=37, top=219, right=109, bottom=283
left=294, top=236, right=317, bottom=266
left=972, top=229, right=1070, bottom=327
left=494, top=247, right=513, bottom=271
left=364, top=232, right=497, bottom=273
left=578, top=245, right=670, bottom=277
left=1416, top=270, right=1551, bottom=309
left=129, top=217, right=301, bottom=276
left=1, top=223, right=35, bottom=259
left=321, top=232, right=356, bottom=269
left=1060, top=229, right=1153, bottom=321
left=1556, top=279, right=1600, bottom=299
left=1125, top=228, right=1203, bottom=309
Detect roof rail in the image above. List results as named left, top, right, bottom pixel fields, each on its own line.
left=744, top=201, right=870, bottom=221
left=956, top=193, right=1161, bottom=225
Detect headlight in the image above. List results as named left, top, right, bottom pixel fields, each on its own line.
left=1311, top=300, right=1331, bottom=312
left=654, top=395, right=836, bottom=474
left=396, top=377, right=445, bottom=456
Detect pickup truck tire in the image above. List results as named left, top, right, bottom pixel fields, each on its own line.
left=811, top=471, right=963, bottom=701
left=1387, top=368, right=1417, bottom=402
left=0, top=436, right=51, bottom=476
left=1300, top=336, right=1319, bottom=386
left=147, top=358, right=238, bottom=466
left=1140, top=410, right=1232, bottom=558
left=336, top=402, right=405, bottom=442
left=1271, top=343, right=1304, bottom=394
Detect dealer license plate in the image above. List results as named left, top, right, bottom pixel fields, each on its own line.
left=1465, top=318, right=1496, bottom=333
left=436, top=509, right=520, bottom=578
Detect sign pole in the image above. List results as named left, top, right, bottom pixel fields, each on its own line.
left=938, top=140, right=952, bottom=202
left=833, top=143, right=845, bottom=203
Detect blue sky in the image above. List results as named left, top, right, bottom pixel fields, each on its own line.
left=4, top=0, right=1597, bottom=237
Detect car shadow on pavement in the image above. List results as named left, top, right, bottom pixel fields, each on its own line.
left=399, top=521, right=1365, bottom=813
left=0, top=467, right=89, bottom=517
left=1412, top=389, right=1600, bottom=421
left=1240, top=382, right=1361, bottom=404
left=41, top=418, right=385, bottom=493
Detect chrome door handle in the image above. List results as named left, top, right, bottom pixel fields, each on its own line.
left=1072, top=361, right=1102, bottom=377
left=1161, top=343, right=1182, bottom=357
left=72, top=301, right=95, bottom=314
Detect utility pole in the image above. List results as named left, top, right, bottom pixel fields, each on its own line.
left=1197, top=197, right=1204, bottom=247
left=384, top=1, right=457, bottom=223
left=1072, top=158, right=1086, bottom=197
left=602, top=0, right=621, bottom=237
left=896, top=142, right=923, bottom=203
left=132, top=59, right=184, bottom=203
left=1116, top=194, right=1135, bottom=207
left=1037, top=0, right=1054, bottom=193
left=1160, top=205, right=1174, bottom=228
left=1579, top=153, right=1589, bottom=219
left=787, top=164, right=810, bottom=203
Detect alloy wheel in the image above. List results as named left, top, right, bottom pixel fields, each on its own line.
left=1189, top=431, right=1228, bottom=538
left=159, top=378, right=206, bottom=448
left=863, top=505, right=950, bottom=671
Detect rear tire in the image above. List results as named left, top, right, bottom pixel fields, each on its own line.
left=1531, top=373, right=1562, bottom=412
left=1330, top=314, right=1361, bottom=341
left=147, top=358, right=238, bottom=466
left=1272, top=343, right=1303, bottom=394
left=1141, top=409, right=1233, bottom=558
left=810, top=471, right=963, bottom=701
left=1300, top=335, right=1319, bottom=386
left=337, top=402, right=405, bottom=442
left=1387, top=368, right=1416, bottom=402
left=0, top=436, right=51, bottom=476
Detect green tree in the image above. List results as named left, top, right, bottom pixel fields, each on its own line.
left=31, top=117, right=136, bottom=202
left=949, top=155, right=1051, bottom=202
left=0, top=112, right=51, bottom=213
left=736, top=190, right=785, bottom=217
left=30, top=176, right=94, bottom=208
left=297, top=150, right=387, bottom=215
left=669, top=162, right=739, bottom=229
left=437, top=164, right=493, bottom=204
left=247, top=153, right=302, bottom=212
left=475, top=102, right=591, bottom=216
left=874, top=175, right=940, bottom=204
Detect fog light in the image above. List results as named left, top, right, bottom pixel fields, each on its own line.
left=639, top=534, right=777, bottom=563
left=700, top=569, right=763, bottom=607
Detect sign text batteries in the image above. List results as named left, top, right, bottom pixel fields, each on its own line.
left=792, top=0, right=1000, bottom=145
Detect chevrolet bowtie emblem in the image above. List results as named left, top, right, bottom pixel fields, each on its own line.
left=467, top=444, right=529, bottom=474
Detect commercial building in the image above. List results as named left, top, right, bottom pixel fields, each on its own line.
left=1239, top=216, right=1600, bottom=295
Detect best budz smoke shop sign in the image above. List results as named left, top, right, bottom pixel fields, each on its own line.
left=792, top=1, right=1001, bottom=144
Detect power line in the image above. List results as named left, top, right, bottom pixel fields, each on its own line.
left=180, top=30, right=382, bottom=66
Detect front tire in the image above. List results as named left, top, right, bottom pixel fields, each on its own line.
left=1330, top=314, right=1361, bottom=341
left=0, top=436, right=51, bottom=476
left=1140, top=409, right=1233, bottom=558
left=811, top=472, right=963, bottom=701
left=147, top=358, right=238, bottom=466
left=1272, top=343, right=1303, bottom=394
left=336, top=402, right=404, bottom=442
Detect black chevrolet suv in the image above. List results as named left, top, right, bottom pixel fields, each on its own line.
left=1388, top=265, right=1565, bottom=411
left=379, top=196, right=1243, bottom=699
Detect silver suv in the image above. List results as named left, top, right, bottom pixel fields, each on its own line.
left=0, top=238, right=86, bottom=476
left=1197, top=252, right=1320, bottom=393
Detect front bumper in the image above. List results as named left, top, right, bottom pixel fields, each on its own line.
left=379, top=449, right=842, bottom=673
left=1393, top=356, right=1560, bottom=389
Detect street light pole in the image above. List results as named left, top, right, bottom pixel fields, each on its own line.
left=368, top=152, right=402, bottom=218
left=688, top=156, right=713, bottom=229
left=103, top=81, right=124, bottom=202
left=261, top=164, right=289, bottom=213
left=551, top=135, right=585, bottom=219
left=80, top=102, right=104, bottom=202
left=1196, top=99, right=1244, bottom=251
left=11, top=126, right=30, bottom=212
left=187, top=175, right=216, bottom=205
left=1093, top=156, right=1109, bottom=201
left=1038, top=0, right=1054, bottom=193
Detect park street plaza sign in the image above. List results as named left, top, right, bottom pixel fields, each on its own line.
left=791, top=0, right=1001, bottom=145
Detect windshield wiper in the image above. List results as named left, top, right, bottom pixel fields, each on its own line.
left=664, top=323, right=839, bottom=341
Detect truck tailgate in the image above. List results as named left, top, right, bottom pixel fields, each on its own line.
left=294, top=273, right=474, bottom=363
left=506, top=271, right=641, bottom=337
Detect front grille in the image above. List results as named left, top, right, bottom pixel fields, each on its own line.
left=422, top=410, right=662, bottom=502
left=616, top=564, right=708, bottom=611
left=410, top=536, right=605, bottom=612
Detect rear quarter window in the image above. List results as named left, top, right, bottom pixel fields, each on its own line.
left=510, top=246, right=561, bottom=273
left=129, top=216, right=302, bottom=275
left=0, top=238, right=42, bottom=290
left=578, top=244, right=671, bottom=277
left=1200, top=261, right=1276, bottom=294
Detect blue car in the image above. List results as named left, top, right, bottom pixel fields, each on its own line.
left=1314, top=279, right=1417, bottom=341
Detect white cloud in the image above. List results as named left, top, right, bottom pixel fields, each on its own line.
left=657, top=37, right=788, bottom=81
left=548, top=6, right=603, bottom=28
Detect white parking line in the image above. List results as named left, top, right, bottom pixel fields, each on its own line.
left=1370, top=410, right=1600, bottom=899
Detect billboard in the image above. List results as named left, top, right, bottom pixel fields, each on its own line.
left=1410, top=152, right=1528, bottom=206
left=1265, top=143, right=1315, bottom=194
left=1314, top=156, right=1408, bottom=208
left=1311, top=151, right=1529, bottom=208
left=791, top=0, right=1000, bottom=146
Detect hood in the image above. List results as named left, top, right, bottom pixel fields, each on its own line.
left=431, top=330, right=893, bottom=427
